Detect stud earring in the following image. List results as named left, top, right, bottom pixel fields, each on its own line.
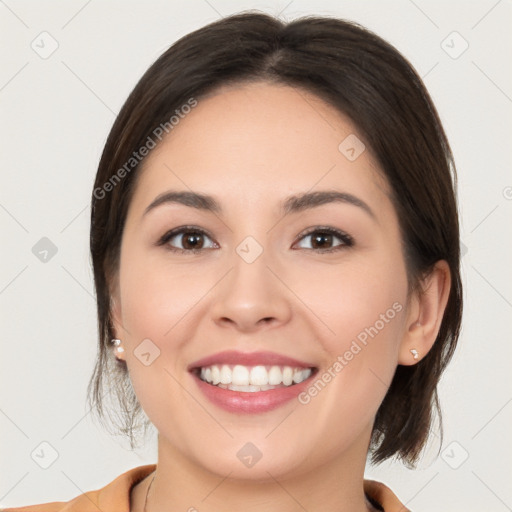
left=111, top=338, right=124, bottom=356
left=410, top=348, right=419, bottom=360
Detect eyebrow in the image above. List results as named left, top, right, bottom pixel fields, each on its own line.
left=143, top=189, right=375, bottom=220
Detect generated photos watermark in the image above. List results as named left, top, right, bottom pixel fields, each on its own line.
left=298, top=301, right=403, bottom=404
left=93, top=97, right=198, bottom=200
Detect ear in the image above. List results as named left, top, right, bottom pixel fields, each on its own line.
left=398, top=260, right=451, bottom=365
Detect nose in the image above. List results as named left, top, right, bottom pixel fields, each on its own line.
left=209, top=248, right=293, bottom=333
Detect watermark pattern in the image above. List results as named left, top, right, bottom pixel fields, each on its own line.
left=235, top=236, right=264, bottom=263
left=460, top=240, right=468, bottom=257
left=338, top=133, right=366, bottom=161
left=93, top=97, right=198, bottom=200
left=236, top=442, right=263, bottom=468
left=30, top=31, right=59, bottom=59
left=0, top=2, right=509, bottom=510
left=30, top=441, right=59, bottom=470
left=440, top=31, right=469, bottom=59
left=32, top=237, right=58, bottom=263
left=441, top=440, right=469, bottom=469
left=134, top=338, right=161, bottom=366
left=298, top=301, right=403, bottom=405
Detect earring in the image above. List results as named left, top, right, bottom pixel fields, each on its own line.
left=410, top=348, right=419, bottom=360
left=111, top=338, right=124, bottom=356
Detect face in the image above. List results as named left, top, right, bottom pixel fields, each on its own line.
left=112, top=82, right=414, bottom=480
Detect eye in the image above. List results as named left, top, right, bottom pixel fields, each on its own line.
left=294, top=226, right=353, bottom=253
left=157, top=226, right=217, bottom=254
left=157, top=225, right=353, bottom=254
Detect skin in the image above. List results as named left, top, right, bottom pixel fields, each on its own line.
left=111, top=82, right=451, bottom=512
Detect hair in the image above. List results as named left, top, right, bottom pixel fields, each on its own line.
left=87, top=11, right=462, bottom=467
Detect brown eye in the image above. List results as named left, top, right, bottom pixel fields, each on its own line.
left=310, top=232, right=335, bottom=250
left=158, top=227, right=217, bottom=253
left=180, top=232, right=205, bottom=250
left=295, top=227, right=353, bottom=253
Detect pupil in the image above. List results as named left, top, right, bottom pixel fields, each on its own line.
left=184, top=233, right=202, bottom=249
left=313, top=233, right=331, bottom=248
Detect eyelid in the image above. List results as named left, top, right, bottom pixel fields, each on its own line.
left=293, top=226, right=354, bottom=251
left=156, top=225, right=217, bottom=251
left=296, top=225, right=353, bottom=243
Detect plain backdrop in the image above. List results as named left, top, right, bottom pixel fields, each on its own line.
left=1, top=1, right=511, bottom=510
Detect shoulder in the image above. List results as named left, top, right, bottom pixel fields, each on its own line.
left=0, top=464, right=157, bottom=512
left=364, top=478, right=410, bottom=512
left=2, top=469, right=407, bottom=512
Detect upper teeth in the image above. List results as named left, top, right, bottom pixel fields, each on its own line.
left=200, top=365, right=312, bottom=387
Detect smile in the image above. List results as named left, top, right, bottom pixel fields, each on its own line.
left=188, top=350, right=318, bottom=413
left=197, top=364, right=313, bottom=392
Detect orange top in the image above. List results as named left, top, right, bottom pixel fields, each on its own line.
left=0, top=464, right=410, bottom=512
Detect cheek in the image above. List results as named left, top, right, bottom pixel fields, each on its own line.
left=116, top=247, right=222, bottom=403
left=118, top=248, right=208, bottom=342
left=292, top=253, right=408, bottom=354
left=293, top=257, right=408, bottom=444
left=115, top=252, right=198, bottom=431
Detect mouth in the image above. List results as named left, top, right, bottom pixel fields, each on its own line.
left=192, top=364, right=314, bottom=392
left=188, top=350, right=318, bottom=413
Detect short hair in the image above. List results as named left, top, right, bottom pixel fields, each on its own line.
left=87, top=11, right=462, bottom=467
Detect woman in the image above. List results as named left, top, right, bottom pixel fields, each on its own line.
left=3, top=11, right=462, bottom=512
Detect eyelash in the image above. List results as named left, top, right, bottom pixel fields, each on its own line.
left=157, top=225, right=354, bottom=254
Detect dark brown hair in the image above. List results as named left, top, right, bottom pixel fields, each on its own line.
left=87, top=11, right=462, bottom=466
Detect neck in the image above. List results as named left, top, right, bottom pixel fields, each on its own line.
left=133, top=432, right=376, bottom=512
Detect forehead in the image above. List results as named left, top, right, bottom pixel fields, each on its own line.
left=131, top=82, right=390, bottom=214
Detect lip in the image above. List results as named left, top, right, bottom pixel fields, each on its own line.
left=187, top=350, right=315, bottom=371
left=188, top=350, right=317, bottom=414
left=190, top=370, right=317, bottom=414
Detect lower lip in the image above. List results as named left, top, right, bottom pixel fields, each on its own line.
left=191, top=371, right=316, bottom=414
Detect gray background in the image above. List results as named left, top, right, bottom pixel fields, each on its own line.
left=1, top=0, right=511, bottom=510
